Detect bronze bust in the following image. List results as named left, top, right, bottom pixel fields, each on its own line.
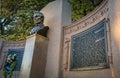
left=29, top=11, right=49, bottom=37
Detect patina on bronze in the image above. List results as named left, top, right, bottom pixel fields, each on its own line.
left=29, top=11, right=49, bottom=37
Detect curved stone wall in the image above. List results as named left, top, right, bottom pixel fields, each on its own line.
left=62, top=0, right=113, bottom=78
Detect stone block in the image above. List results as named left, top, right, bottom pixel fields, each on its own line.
left=19, top=34, right=48, bottom=78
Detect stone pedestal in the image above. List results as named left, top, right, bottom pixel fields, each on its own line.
left=19, top=34, right=48, bottom=78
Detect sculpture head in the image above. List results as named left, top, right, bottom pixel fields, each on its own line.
left=34, top=11, right=44, bottom=24
left=28, top=11, right=49, bottom=36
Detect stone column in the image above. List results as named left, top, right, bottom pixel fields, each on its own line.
left=108, top=0, right=120, bottom=78
left=19, top=34, right=48, bottom=78
left=41, top=0, right=71, bottom=78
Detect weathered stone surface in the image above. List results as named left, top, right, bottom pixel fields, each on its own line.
left=108, top=0, right=120, bottom=78
left=19, top=34, right=48, bottom=78
left=41, top=0, right=71, bottom=78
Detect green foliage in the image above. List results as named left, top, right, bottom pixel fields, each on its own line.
left=0, top=0, right=103, bottom=41
left=0, top=0, right=54, bottom=41
left=0, top=0, right=21, bottom=18
left=68, top=0, right=103, bottom=22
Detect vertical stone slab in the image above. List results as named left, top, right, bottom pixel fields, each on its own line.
left=0, top=39, right=4, bottom=69
left=108, top=0, right=120, bottom=78
left=41, top=0, right=71, bottom=78
left=0, top=39, right=4, bottom=53
left=19, top=34, right=48, bottom=78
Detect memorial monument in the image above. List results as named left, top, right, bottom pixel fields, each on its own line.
left=1, top=0, right=120, bottom=78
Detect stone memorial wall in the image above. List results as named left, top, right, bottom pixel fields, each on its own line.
left=62, top=0, right=112, bottom=78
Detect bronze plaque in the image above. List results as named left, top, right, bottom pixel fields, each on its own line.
left=71, top=20, right=108, bottom=70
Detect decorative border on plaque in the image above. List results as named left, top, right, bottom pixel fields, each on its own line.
left=70, top=19, right=109, bottom=70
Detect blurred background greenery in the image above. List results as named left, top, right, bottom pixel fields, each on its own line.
left=0, top=0, right=103, bottom=41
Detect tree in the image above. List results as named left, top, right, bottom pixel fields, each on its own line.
left=0, top=0, right=104, bottom=40
left=0, top=0, right=54, bottom=41
left=0, top=0, right=22, bottom=36
left=68, top=0, right=104, bottom=22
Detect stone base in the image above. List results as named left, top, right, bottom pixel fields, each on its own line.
left=19, top=34, right=48, bottom=78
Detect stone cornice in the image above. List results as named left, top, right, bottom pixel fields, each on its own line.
left=64, top=0, right=108, bottom=35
